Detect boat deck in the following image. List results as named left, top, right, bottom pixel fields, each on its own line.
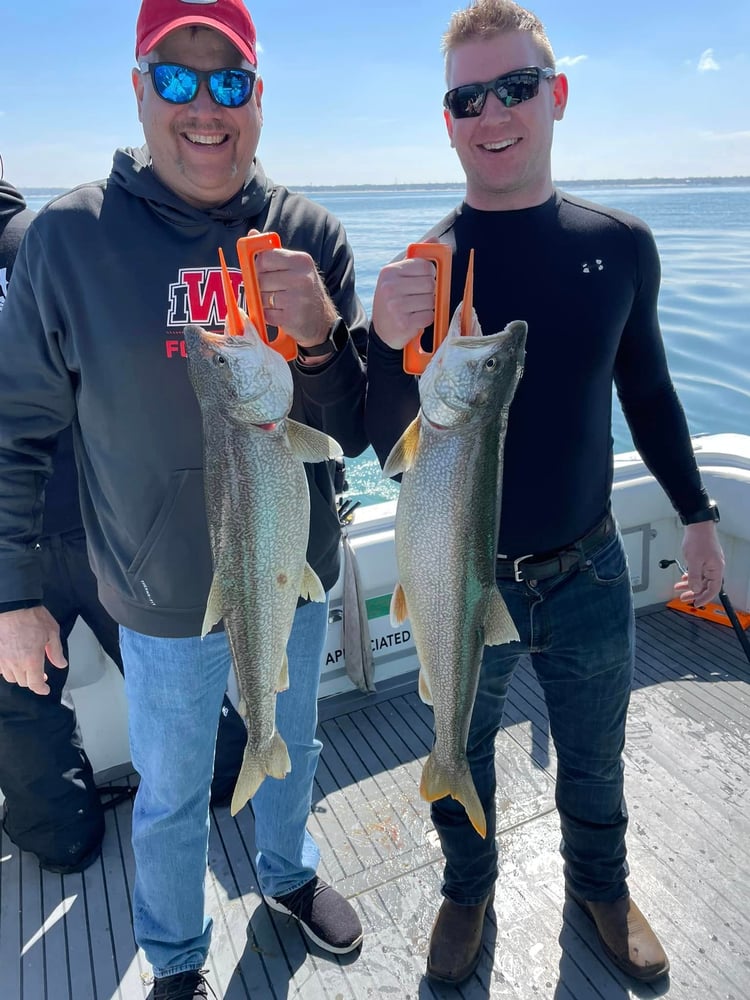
left=2, top=604, right=749, bottom=1000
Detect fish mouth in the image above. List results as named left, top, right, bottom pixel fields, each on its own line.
left=423, top=415, right=451, bottom=431
left=426, top=379, right=475, bottom=423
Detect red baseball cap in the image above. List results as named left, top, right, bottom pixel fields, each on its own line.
left=136, top=0, right=257, bottom=65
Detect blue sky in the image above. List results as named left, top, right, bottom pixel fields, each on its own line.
left=1, top=0, right=748, bottom=187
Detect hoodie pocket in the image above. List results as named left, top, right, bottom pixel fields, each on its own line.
left=126, top=469, right=212, bottom=611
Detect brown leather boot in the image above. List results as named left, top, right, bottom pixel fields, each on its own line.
left=568, top=890, right=670, bottom=982
left=426, top=891, right=494, bottom=985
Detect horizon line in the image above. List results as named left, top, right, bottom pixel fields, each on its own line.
left=19, top=175, right=750, bottom=194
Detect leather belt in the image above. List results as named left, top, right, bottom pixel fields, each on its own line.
left=496, top=512, right=616, bottom=583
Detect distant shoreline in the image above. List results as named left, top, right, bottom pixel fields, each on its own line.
left=19, top=176, right=750, bottom=197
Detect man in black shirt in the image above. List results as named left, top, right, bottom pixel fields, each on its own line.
left=365, top=0, right=724, bottom=987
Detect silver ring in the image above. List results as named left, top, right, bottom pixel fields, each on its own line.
left=269, top=291, right=276, bottom=310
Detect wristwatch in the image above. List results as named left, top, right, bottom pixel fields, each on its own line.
left=679, top=500, right=720, bottom=525
left=297, top=322, right=340, bottom=359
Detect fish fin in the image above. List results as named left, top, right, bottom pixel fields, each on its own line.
left=484, top=588, right=519, bottom=646
left=382, top=417, right=421, bottom=478
left=389, top=582, right=408, bottom=625
left=201, top=575, right=223, bottom=638
left=420, top=753, right=487, bottom=839
left=230, top=731, right=291, bottom=816
left=417, top=667, right=433, bottom=706
left=301, top=562, right=326, bottom=602
left=287, top=419, right=343, bottom=462
left=277, top=653, right=289, bottom=692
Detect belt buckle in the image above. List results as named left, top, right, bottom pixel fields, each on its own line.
left=513, top=553, right=534, bottom=582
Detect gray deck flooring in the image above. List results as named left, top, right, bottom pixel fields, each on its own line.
left=2, top=605, right=748, bottom=999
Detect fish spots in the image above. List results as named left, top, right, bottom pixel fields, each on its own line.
left=276, top=572, right=288, bottom=587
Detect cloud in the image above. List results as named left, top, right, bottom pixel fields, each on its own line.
left=700, top=129, right=750, bottom=142
left=697, top=49, right=720, bottom=72
left=556, top=55, right=588, bottom=68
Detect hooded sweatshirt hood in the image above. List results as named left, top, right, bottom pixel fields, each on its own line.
left=0, top=178, right=29, bottom=226
left=0, top=179, right=35, bottom=283
left=110, top=145, right=272, bottom=229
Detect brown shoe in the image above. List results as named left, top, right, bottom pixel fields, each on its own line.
left=568, top=890, right=670, bottom=982
left=426, top=891, right=494, bottom=985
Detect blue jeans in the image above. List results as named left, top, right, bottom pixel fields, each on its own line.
left=432, top=530, right=634, bottom=906
left=121, top=596, right=328, bottom=978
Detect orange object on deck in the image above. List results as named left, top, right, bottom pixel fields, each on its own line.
left=666, top=599, right=750, bottom=630
left=403, top=243, right=452, bottom=375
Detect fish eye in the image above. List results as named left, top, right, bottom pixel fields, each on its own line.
left=214, top=354, right=227, bottom=366
left=485, top=357, right=497, bottom=371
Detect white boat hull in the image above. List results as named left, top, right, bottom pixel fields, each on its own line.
left=21, top=432, right=750, bottom=788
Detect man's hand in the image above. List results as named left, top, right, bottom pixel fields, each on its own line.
left=0, top=606, right=66, bottom=695
left=371, top=257, right=437, bottom=350
left=251, top=233, right=338, bottom=351
left=675, top=522, right=725, bottom=608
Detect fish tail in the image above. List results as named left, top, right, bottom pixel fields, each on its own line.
left=229, top=731, right=291, bottom=816
left=420, top=752, right=487, bottom=839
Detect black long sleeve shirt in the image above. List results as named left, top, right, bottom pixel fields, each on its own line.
left=366, top=191, right=708, bottom=558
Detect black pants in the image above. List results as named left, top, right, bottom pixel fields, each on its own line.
left=1, top=529, right=246, bottom=871
left=0, top=529, right=120, bottom=871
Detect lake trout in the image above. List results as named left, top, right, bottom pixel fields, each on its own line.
left=383, top=308, right=527, bottom=838
left=184, top=317, right=342, bottom=816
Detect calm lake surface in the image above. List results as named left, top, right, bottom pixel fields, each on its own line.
left=23, top=179, right=750, bottom=507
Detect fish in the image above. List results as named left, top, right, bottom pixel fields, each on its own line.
left=184, top=316, right=342, bottom=816
left=383, top=306, right=527, bottom=838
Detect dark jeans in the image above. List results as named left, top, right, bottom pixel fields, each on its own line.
left=432, top=530, right=634, bottom=905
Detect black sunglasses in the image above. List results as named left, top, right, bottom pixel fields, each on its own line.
left=443, top=66, right=555, bottom=119
left=140, top=62, right=256, bottom=109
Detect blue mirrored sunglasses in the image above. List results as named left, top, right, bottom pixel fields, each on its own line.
left=140, top=62, right=256, bottom=108
left=443, top=66, right=555, bottom=119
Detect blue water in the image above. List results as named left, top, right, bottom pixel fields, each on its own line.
left=22, top=180, right=750, bottom=507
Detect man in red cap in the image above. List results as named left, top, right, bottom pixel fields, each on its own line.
left=0, top=2, right=368, bottom=997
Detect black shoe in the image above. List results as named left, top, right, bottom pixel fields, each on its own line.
left=265, top=876, right=363, bottom=954
left=152, top=969, right=215, bottom=999
left=426, top=890, right=495, bottom=985
left=37, top=840, right=102, bottom=875
left=3, top=810, right=103, bottom=874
